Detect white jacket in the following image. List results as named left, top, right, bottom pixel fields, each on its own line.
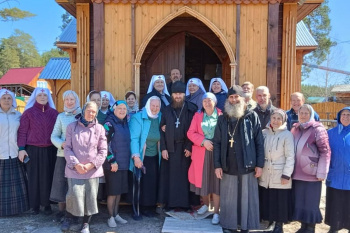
left=259, top=122, right=295, bottom=189
left=0, top=107, right=21, bottom=159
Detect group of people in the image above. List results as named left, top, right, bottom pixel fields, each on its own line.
left=0, top=68, right=349, bottom=233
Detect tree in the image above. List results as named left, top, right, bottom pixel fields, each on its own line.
left=302, top=0, right=336, bottom=78
left=0, top=29, right=41, bottom=76
left=0, top=1, right=35, bottom=22
left=60, top=11, right=72, bottom=31
left=40, top=48, right=69, bottom=66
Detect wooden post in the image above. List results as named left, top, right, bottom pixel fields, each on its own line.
left=280, top=3, right=297, bottom=110
left=93, top=2, right=105, bottom=91
left=266, top=3, right=279, bottom=106
left=76, top=3, right=90, bottom=106
left=235, top=4, right=240, bottom=85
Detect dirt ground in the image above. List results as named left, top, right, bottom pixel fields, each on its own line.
left=0, top=183, right=347, bottom=233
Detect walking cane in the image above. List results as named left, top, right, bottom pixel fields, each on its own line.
left=132, top=166, right=142, bottom=220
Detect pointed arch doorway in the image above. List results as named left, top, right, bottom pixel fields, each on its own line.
left=139, top=16, right=231, bottom=99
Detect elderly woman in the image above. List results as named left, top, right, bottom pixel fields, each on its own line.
left=50, top=90, right=81, bottom=220
left=209, top=77, right=228, bottom=111
left=18, top=87, right=58, bottom=215
left=259, top=109, right=295, bottom=233
left=0, top=89, right=29, bottom=216
left=185, top=78, right=206, bottom=110
left=141, top=75, right=171, bottom=111
left=62, top=101, right=107, bottom=233
left=129, top=96, right=161, bottom=218
left=187, top=92, right=222, bottom=225
left=86, top=90, right=105, bottom=124
left=125, top=91, right=139, bottom=121
left=291, top=104, right=330, bottom=233
left=325, top=107, right=350, bottom=233
left=103, top=101, right=130, bottom=228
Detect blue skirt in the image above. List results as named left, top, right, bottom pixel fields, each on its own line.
left=0, top=157, right=29, bottom=216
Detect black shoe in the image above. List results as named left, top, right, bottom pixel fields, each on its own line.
left=240, top=230, right=249, bottom=233
left=272, top=222, right=284, bottom=233
left=43, top=206, right=52, bottom=215
left=61, top=217, right=72, bottom=232
left=55, top=211, right=65, bottom=222
left=328, top=227, right=339, bottom=233
left=25, top=208, right=39, bottom=215
left=141, top=209, right=156, bottom=217
left=296, top=222, right=307, bottom=233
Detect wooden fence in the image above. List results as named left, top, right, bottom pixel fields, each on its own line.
left=311, top=102, right=347, bottom=120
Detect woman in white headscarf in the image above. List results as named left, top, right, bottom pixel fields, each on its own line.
left=129, top=96, right=162, bottom=218
left=0, top=89, right=29, bottom=216
left=209, top=77, right=228, bottom=111
left=100, top=91, right=116, bottom=114
left=18, top=87, right=59, bottom=215
left=141, top=75, right=171, bottom=111
left=50, top=90, right=81, bottom=220
left=186, top=78, right=206, bottom=110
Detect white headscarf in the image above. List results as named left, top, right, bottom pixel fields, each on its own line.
left=63, top=90, right=80, bottom=113
left=100, top=91, right=116, bottom=107
left=147, top=75, right=170, bottom=96
left=145, top=96, right=161, bottom=119
left=185, top=78, right=206, bottom=96
left=209, top=77, right=228, bottom=93
left=24, top=87, right=55, bottom=111
left=0, top=89, right=17, bottom=108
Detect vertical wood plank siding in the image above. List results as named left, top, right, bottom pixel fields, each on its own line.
left=93, top=3, right=105, bottom=91
left=239, top=4, right=268, bottom=88
left=77, top=3, right=90, bottom=106
left=280, top=3, right=297, bottom=109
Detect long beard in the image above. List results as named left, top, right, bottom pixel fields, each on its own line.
left=225, top=99, right=245, bottom=119
left=242, top=92, right=252, bottom=99
left=172, top=97, right=184, bottom=109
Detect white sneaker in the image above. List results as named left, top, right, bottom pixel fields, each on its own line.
left=212, top=213, right=220, bottom=225
left=107, top=216, right=117, bottom=228
left=197, top=205, right=209, bottom=215
left=114, top=214, right=128, bottom=224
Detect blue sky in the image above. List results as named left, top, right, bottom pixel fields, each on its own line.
left=0, top=0, right=349, bottom=86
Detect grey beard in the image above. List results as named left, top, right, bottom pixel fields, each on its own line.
left=225, top=100, right=245, bottom=119
left=242, top=92, right=252, bottom=99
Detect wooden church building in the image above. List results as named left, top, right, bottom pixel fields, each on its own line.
left=55, top=0, right=323, bottom=108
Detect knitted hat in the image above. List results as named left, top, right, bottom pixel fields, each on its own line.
left=272, top=108, right=287, bottom=123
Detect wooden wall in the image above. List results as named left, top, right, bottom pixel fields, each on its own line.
left=47, top=80, right=71, bottom=112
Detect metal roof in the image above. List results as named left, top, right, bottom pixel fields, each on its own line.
left=296, top=21, right=318, bottom=47
left=331, top=85, right=350, bottom=93
left=57, top=18, right=77, bottom=44
left=0, top=67, right=44, bottom=85
left=39, top=57, right=71, bottom=80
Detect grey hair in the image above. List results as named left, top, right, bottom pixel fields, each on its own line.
left=84, top=101, right=98, bottom=113
left=256, top=86, right=270, bottom=93
left=291, top=92, right=305, bottom=102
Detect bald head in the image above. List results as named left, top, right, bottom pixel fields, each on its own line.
left=291, top=92, right=305, bottom=112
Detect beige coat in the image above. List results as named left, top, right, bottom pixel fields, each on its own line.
left=259, top=122, right=295, bottom=189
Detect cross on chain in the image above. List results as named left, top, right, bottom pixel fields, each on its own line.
left=229, top=138, right=234, bottom=148
left=175, top=118, right=180, bottom=128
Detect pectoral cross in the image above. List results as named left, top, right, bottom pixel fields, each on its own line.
left=175, top=118, right=180, bottom=128
left=229, top=137, right=234, bottom=148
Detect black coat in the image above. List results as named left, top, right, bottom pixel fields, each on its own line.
left=140, top=88, right=171, bottom=111
left=213, top=109, right=265, bottom=172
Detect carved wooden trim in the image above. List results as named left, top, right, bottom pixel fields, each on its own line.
left=92, top=0, right=281, bottom=4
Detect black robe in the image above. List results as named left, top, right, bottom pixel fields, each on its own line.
left=158, top=101, right=198, bottom=208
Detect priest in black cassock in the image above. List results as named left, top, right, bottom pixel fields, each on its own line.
left=213, top=85, right=264, bottom=233
left=158, top=81, right=199, bottom=210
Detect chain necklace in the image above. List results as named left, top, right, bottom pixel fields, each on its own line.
left=173, top=103, right=185, bottom=128
left=228, top=118, right=240, bottom=148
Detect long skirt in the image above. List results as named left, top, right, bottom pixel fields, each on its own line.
left=220, top=172, right=260, bottom=230
left=259, top=186, right=292, bottom=222
left=26, top=145, right=57, bottom=210
left=190, top=150, right=220, bottom=196
left=325, top=187, right=350, bottom=230
left=0, top=157, right=29, bottom=216
left=104, top=169, right=128, bottom=196
left=158, top=142, right=199, bottom=208
left=66, top=178, right=99, bottom=217
left=50, top=157, right=67, bottom=203
left=292, top=180, right=322, bottom=223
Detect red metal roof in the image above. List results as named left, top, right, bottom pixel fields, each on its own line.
left=0, top=67, right=44, bottom=85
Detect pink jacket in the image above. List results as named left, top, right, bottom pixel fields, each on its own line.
left=291, top=121, right=330, bottom=181
left=64, top=119, right=107, bottom=179
left=187, top=108, right=222, bottom=188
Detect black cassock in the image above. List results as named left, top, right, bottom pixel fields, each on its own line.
left=158, top=101, right=199, bottom=208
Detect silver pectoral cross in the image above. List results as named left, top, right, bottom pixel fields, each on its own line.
left=229, top=137, right=234, bottom=148
left=175, top=118, right=180, bottom=128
